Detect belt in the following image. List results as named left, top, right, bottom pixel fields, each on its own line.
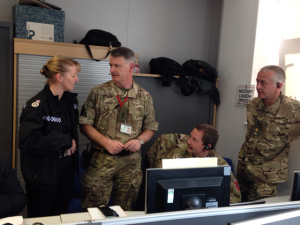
left=94, top=146, right=130, bottom=157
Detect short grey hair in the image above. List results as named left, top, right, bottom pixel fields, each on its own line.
left=259, top=65, right=285, bottom=86
left=111, top=47, right=135, bottom=64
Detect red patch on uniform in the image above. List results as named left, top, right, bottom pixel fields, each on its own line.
left=234, top=181, right=240, bottom=191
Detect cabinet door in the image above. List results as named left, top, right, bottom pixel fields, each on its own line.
left=0, top=22, right=13, bottom=155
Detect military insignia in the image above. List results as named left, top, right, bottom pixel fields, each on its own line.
left=117, top=106, right=128, bottom=123
left=31, top=102, right=39, bottom=107
left=252, top=121, right=262, bottom=136
left=74, top=104, right=78, bottom=109
left=233, top=178, right=240, bottom=191
left=36, top=100, right=41, bottom=103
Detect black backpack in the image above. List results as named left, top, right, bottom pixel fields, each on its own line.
left=149, top=57, right=188, bottom=86
left=149, top=57, right=196, bottom=96
left=79, top=29, right=121, bottom=62
left=182, top=59, right=220, bottom=105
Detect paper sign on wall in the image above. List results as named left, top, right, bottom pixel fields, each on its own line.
left=236, top=84, right=255, bottom=106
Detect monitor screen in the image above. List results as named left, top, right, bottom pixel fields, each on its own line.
left=145, top=166, right=231, bottom=214
left=291, top=171, right=300, bottom=201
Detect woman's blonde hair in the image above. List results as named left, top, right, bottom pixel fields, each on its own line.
left=40, top=55, right=81, bottom=81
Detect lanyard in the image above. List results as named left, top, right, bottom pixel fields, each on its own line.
left=117, top=95, right=128, bottom=108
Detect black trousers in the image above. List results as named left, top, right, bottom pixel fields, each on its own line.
left=26, top=156, right=75, bottom=218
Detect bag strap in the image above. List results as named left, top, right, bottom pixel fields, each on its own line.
left=84, top=42, right=113, bottom=62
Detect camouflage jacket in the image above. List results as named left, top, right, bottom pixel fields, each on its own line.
left=79, top=80, right=158, bottom=147
left=238, top=93, right=300, bottom=183
left=146, top=133, right=241, bottom=203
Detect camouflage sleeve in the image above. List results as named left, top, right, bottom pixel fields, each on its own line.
left=142, top=94, right=158, bottom=131
left=146, top=137, right=161, bottom=168
left=79, top=88, right=97, bottom=126
left=289, top=107, right=300, bottom=141
left=230, top=173, right=242, bottom=203
left=146, top=134, right=187, bottom=168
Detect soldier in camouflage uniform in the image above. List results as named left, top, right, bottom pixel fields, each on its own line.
left=237, top=65, right=300, bottom=202
left=146, top=124, right=242, bottom=204
left=79, top=47, right=158, bottom=210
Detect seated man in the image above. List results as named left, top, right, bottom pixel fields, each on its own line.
left=147, top=124, right=241, bottom=203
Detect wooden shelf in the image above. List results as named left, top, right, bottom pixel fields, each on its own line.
left=14, top=38, right=116, bottom=60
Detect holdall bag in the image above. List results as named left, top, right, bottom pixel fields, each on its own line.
left=149, top=57, right=189, bottom=87
left=182, top=59, right=220, bottom=105
left=149, top=57, right=196, bottom=96
left=79, top=29, right=121, bottom=62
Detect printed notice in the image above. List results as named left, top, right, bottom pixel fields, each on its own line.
left=236, top=84, right=255, bottom=106
left=26, top=21, right=54, bottom=42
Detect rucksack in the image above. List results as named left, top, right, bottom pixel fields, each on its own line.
left=79, top=29, right=121, bottom=62
left=182, top=59, right=220, bottom=105
left=149, top=57, right=196, bottom=96
left=149, top=57, right=188, bottom=87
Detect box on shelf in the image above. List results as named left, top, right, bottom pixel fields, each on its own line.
left=12, top=4, right=65, bottom=42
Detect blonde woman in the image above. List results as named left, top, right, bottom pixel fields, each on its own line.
left=19, top=56, right=80, bottom=218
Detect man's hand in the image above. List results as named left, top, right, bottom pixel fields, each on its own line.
left=67, top=139, right=76, bottom=156
left=124, top=139, right=141, bottom=152
left=105, top=139, right=124, bottom=155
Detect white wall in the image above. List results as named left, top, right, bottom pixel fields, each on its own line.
left=215, top=0, right=259, bottom=173
left=0, top=0, right=18, bottom=22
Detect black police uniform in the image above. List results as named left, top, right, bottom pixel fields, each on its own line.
left=19, top=84, right=79, bottom=218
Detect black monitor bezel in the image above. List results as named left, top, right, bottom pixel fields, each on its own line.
left=145, top=166, right=231, bottom=214
left=291, top=171, right=300, bottom=201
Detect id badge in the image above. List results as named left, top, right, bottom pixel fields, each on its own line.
left=120, top=123, right=132, bottom=134
left=252, top=121, right=262, bottom=136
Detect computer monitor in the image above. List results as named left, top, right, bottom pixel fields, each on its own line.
left=291, top=171, right=300, bottom=201
left=145, top=166, right=231, bottom=214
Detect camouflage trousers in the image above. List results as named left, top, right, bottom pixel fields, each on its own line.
left=80, top=151, right=143, bottom=210
left=237, top=175, right=278, bottom=202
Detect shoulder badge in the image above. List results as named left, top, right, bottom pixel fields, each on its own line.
left=31, top=102, right=39, bottom=107
left=233, top=178, right=240, bottom=191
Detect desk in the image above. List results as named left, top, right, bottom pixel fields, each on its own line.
left=24, top=216, right=61, bottom=224
left=23, top=196, right=300, bottom=225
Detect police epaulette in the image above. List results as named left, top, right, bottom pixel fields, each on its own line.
left=26, top=95, right=47, bottom=109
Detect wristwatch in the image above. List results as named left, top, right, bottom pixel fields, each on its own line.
left=137, top=138, right=144, bottom=145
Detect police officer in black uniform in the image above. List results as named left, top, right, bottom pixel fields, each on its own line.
left=19, top=56, right=80, bottom=218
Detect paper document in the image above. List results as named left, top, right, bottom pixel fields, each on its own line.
left=88, top=206, right=126, bottom=221
left=162, top=157, right=218, bottom=169
left=60, top=212, right=90, bottom=223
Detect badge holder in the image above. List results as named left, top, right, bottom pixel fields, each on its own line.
left=120, top=123, right=132, bottom=134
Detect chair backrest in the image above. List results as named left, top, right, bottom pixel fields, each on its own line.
left=223, top=157, right=234, bottom=175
